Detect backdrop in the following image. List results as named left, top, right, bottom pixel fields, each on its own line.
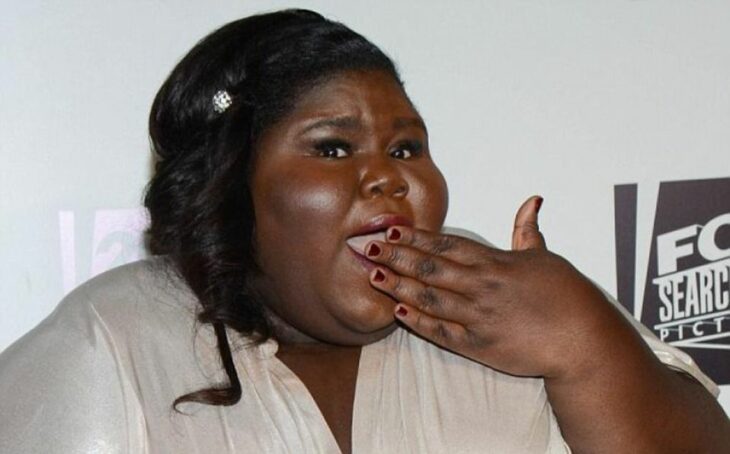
left=2, top=0, right=729, bottom=414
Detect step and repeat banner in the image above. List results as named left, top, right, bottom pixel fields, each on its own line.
left=616, top=178, right=730, bottom=388
left=2, top=1, right=728, bottom=415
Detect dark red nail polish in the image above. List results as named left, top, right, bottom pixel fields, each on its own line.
left=388, top=228, right=401, bottom=241
left=373, top=269, right=385, bottom=282
left=534, top=197, right=544, bottom=214
left=395, top=305, right=408, bottom=317
left=367, top=243, right=381, bottom=257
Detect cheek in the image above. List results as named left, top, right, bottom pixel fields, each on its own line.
left=410, top=165, right=449, bottom=229
left=256, top=167, right=352, bottom=242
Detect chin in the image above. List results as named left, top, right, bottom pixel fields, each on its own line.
left=332, top=321, right=398, bottom=346
left=330, top=292, right=400, bottom=344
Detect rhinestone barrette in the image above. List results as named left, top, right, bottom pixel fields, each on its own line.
left=212, top=90, right=233, bottom=114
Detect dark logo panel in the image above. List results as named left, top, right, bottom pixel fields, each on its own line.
left=615, top=177, right=730, bottom=385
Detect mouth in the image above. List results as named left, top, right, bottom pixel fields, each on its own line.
left=346, top=230, right=387, bottom=256
left=345, top=213, right=412, bottom=271
left=346, top=230, right=387, bottom=271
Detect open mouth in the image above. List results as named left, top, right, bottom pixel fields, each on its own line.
left=346, top=230, right=387, bottom=271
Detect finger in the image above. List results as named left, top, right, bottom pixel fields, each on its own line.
left=384, top=226, right=498, bottom=264
left=369, top=266, right=471, bottom=321
left=393, top=303, right=467, bottom=350
left=365, top=240, right=473, bottom=290
left=511, top=195, right=546, bottom=251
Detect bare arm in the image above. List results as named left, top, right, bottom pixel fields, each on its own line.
left=544, top=296, right=730, bottom=453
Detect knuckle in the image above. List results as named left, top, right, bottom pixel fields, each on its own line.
left=435, top=321, right=450, bottom=342
left=403, top=230, right=416, bottom=245
left=514, top=220, right=539, bottom=233
left=474, top=254, right=498, bottom=269
left=391, top=274, right=405, bottom=295
left=415, top=258, right=437, bottom=279
left=464, top=327, right=481, bottom=347
left=524, top=248, right=560, bottom=267
left=387, top=246, right=403, bottom=265
left=413, top=312, right=425, bottom=329
left=429, top=235, right=456, bottom=255
left=417, top=286, right=440, bottom=310
left=488, top=257, right=511, bottom=276
left=470, top=263, right=505, bottom=289
left=520, top=230, right=533, bottom=242
left=464, top=326, right=491, bottom=349
left=478, top=279, right=501, bottom=294
left=522, top=220, right=539, bottom=231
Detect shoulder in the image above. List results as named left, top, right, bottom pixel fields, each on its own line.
left=50, top=257, right=199, bottom=335
left=0, top=261, right=180, bottom=453
left=66, top=256, right=196, bottom=313
left=1, top=257, right=203, bottom=373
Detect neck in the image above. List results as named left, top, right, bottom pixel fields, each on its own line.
left=263, top=306, right=395, bottom=352
left=264, top=306, right=321, bottom=345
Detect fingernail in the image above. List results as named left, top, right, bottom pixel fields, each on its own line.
left=366, top=242, right=381, bottom=258
left=388, top=227, right=401, bottom=241
left=373, top=269, right=385, bottom=283
left=534, top=197, right=544, bottom=214
left=395, top=305, right=408, bottom=317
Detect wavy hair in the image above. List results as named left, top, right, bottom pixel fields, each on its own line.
left=143, top=9, right=401, bottom=408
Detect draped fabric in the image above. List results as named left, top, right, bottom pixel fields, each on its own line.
left=0, top=230, right=717, bottom=453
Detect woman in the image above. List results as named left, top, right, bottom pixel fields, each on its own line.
left=0, top=9, right=727, bottom=453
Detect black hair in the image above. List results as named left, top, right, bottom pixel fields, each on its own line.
left=143, top=9, right=402, bottom=408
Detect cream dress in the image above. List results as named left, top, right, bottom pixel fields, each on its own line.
left=0, top=231, right=718, bottom=453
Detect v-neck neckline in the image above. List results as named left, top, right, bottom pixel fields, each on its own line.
left=261, top=330, right=396, bottom=454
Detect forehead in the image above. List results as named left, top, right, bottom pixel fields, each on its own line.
left=277, top=70, right=421, bottom=128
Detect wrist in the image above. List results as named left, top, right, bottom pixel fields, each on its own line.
left=546, top=287, right=650, bottom=385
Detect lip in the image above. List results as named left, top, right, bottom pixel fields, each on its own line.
left=346, top=213, right=413, bottom=271
left=349, top=247, right=378, bottom=272
left=348, top=213, right=413, bottom=238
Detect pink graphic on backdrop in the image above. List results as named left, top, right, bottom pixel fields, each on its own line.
left=59, top=211, right=77, bottom=295
left=59, top=208, right=149, bottom=294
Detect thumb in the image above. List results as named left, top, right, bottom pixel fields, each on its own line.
left=511, top=196, right=546, bottom=251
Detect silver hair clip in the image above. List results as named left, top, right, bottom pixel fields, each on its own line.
left=212, top=90, right=233, bottom=114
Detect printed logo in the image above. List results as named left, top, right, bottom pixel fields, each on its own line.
left=59, top=208, right=149, bottom=294
left=615, top=177, right=730, bottom=384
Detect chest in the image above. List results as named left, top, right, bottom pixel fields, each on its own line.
left=147, top=332, right=568, bottom=453
left=275, top=346, right=361, bottom=454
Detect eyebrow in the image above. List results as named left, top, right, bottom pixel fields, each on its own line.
left=393, top=117, right=428, bottom=134
left=300, top=116, right=361, bottom=134
left=299, top=115, right=428, bottom=135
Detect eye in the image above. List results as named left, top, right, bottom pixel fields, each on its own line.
left=314, top=139, right=351, bottom=159
left=390, top=140, right=423, bottom=159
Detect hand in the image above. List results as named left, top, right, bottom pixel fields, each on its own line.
left=366, top=196, right=616, bottom=379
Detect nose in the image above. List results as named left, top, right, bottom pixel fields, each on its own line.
left=359, top=160, right=409, bottom=199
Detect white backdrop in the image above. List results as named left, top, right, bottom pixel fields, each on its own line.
left=2, top=0, right=729, bottom=413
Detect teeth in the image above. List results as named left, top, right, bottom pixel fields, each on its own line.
left=346, top=231, right=387, bottom=255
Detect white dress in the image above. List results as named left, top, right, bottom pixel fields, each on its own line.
left=0, top=233, right=718, bottom=453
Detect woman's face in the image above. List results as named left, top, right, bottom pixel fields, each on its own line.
left=251, top=70, right=448, bottom=346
